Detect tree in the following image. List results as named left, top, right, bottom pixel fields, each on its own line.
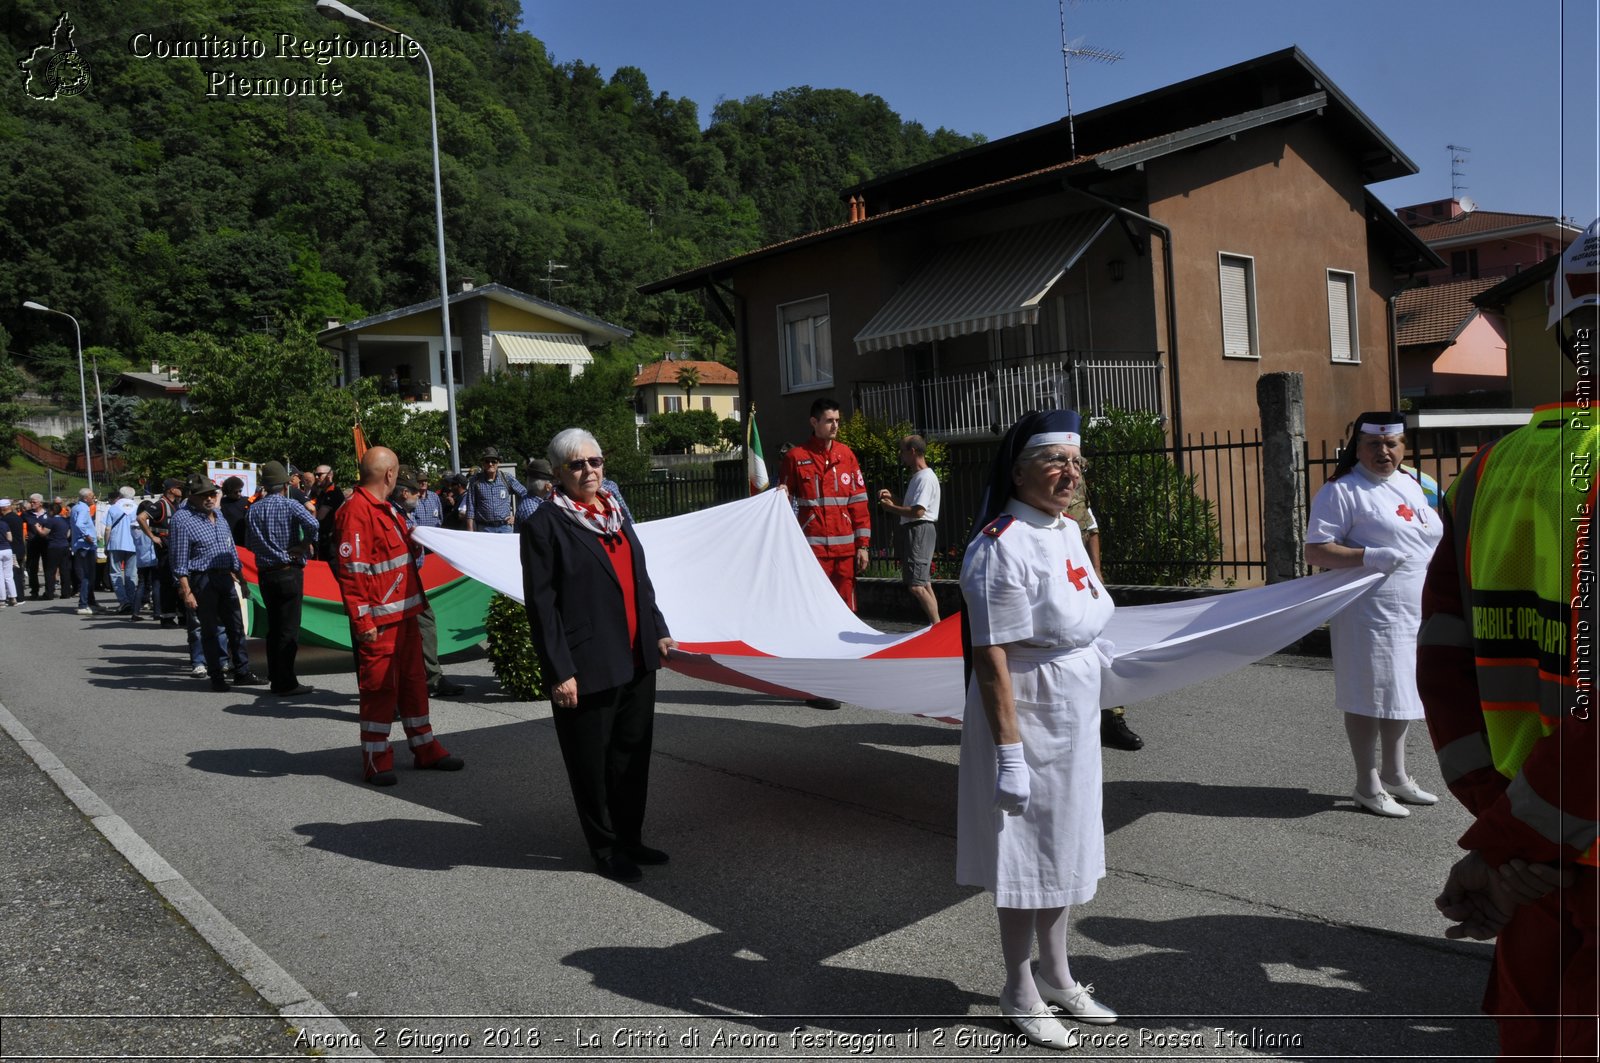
left=675, top=363, right=700, bottom=408
left=120, top=321, right=439, bottom=482
left=640, top=409, right=722, bottom=455
left=457, top=362, right=649, bottom=481
left=1081, top=408, right=1221, bottom=587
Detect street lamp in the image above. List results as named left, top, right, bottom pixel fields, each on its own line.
left=22, top=300, right=94, bottom=494
left=316, top=0, right=461, bottom=473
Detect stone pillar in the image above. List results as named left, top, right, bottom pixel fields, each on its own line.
left=1257, top=372, right=1307, bottom=584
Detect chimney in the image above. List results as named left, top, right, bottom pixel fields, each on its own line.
left=150, top=361, right=160, bottom=375
left=457, top=277, right=475, bottom=292
left=325, top=318, right=341, bottom=330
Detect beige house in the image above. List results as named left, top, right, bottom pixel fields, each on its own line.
left=318, top=281, right=630, bottom=411
left=632, top=358, right=740, bottom=418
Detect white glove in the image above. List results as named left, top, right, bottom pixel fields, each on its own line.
left=995, top=742, right=1030, bottom=816
left=1362, top=546, right=1404, bottom=573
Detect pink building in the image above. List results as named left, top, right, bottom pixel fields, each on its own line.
left=1391, top=199, right=1578, bottom=396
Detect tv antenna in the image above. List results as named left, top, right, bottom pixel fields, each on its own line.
left=542, top=260, right=568, bottom=299
left=1058, top=0, right=1123, bottom=160
left=1448, top=144, right=1471, bottom=201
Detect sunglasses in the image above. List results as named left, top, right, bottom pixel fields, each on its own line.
left=564, top=457, right=605, bottom=472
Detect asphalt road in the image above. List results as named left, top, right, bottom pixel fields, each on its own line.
left=0, top=595, right=1499, bottom=1060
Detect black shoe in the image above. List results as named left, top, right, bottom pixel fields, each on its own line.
left=209, top=679, right=231, bottom=692
left=368, top=770, right=398, bottom=787
left=594, top=852, right=642, bottom=883
left=622, top=844, right=670, bottom=866
left=805, top=698, right=842, bottom=711
left=430, top=679, right=465, bottom=697
left=159, top=617, right=180, bottom=628
left=271, top=684, right=314, bottom=697
left=420, top=754, right=464, bottom=771
left=1101, top=709, right=1144, bottom=751
left=230, top=672, right=265, bottom=687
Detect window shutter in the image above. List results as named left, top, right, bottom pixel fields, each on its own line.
left=1220, top=256, right=1253, bottom=356
left=1327, top=272, right=1354, bottom=361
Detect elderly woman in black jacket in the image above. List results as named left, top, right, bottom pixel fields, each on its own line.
left=521, top=427, right=676, bottom=883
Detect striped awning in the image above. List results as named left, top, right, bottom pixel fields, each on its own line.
left=493, top=331, right=594, bottom=366
left=853, top=213, right=1113, bottom=354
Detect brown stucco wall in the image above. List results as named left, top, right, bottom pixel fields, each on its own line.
left=1145, top=122, right=1393, bottom=452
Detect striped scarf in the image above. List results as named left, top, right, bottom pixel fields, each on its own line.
left=550, top=487, right=624, bottom=541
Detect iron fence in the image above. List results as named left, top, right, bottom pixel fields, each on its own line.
left=619, top=418, right=1526, bottom=590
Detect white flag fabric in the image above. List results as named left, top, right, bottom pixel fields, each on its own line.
left=414, top=490, right=1381, bottom=717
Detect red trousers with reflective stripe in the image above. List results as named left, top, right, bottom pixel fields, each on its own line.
left=816, top=554, right=855, bottom=612
left=1487, top=870, right=1597, bottom=1061
left=355, top=617, right=448, bottom=777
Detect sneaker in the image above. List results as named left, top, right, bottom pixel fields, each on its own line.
left=1101, top=709, right=1143, bottom=751
left=191, top=664, right=209, bottom=678
left=230, top=672, right=265, bottom=687
left=75, top=607, right=94, bottom=616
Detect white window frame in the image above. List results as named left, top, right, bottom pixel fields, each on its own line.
left=661, top=394, right=683, bottom=413
left=777, top=295, right=833, bottom=393
left=1218, top=252, right=1259, bottom=360
left=1326, top=268, right=1360, bottom=363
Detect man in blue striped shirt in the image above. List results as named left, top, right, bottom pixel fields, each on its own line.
left=463, top=445, right=527, bottom=532
left=245, top=461, right=320, bottom=697
left=172, top=474, right=263, bottom=692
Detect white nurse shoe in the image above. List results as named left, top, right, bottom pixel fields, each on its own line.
left=1353, top=788, right=1410, bottom=817
left=1385, top=778, right=1439, bottom=805
left=1001, top=997, right=1074, bottom=1049
left=1035, top=972, right=1119, bottom=1025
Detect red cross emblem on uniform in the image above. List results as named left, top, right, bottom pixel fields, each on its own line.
left=1396, top=503, right=1415, bottom=522
left=1066, top=559, right=1089, bottom=591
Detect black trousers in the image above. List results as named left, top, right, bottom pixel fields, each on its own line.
left=26, top=538, right=46, bottom=596
left=256, top=565, right=305, bottom=692
left=552, top=669, right=656, bottom=859
left=43, top=544, right=69, bottom=598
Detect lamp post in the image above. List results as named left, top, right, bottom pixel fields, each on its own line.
left=22, top=300, right=94, bottom=494
left=315, top=0, right=461, bottom=473
left=90, top=352, right=112, bottom=486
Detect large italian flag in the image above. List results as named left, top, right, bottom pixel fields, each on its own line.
left=237, top=548, right=493, bottom=656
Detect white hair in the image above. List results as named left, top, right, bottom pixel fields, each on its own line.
left=119, top=485, right=136, bottom=499
left=548, top=428, right=602, bottom=467
left=78, top=487, right=94, bottom=500
left=29, top=493, right=42, bottom=503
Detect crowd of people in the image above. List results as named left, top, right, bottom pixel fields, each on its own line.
left=5, top=274, right=1590, bottom=1056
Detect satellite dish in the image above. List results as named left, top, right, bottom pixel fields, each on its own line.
left=1457, top=196, right=1476, bottom=214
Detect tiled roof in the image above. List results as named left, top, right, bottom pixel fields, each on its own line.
left=632, top=360, right=739, bottom=387
left=1406, top=210, right=1565, bottom=242
left=1395, top=277, right=1504, bottom=347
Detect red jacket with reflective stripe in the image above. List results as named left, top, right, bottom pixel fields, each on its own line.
left=780, top=436, right=871, bottom=559
left=332, top=486, right=426, bottom=635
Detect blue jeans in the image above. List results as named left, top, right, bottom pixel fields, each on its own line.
left=109, top=550, right=138, bottom=609
left=72, top=550, right=97, bottom=608
left=186, top=595, right=233, bottom=667
left=476, top=523, right=515, bottom=533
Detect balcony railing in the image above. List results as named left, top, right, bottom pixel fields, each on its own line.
left=858, top=352, right=1164, bottom=439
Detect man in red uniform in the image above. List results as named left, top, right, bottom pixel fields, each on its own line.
left=781, top=396, right=871, bottom=607
left=1418, top=222, right=1598, bottom=1060
left=333, top=446, right=464, bottom=786
left=780, top=397, right=872, bottom=711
